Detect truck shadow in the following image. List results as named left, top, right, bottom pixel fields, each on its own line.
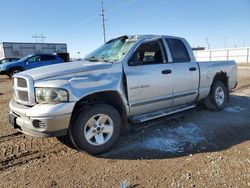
left=58, top=95, right=250, bottom=160
left=99, top=123, right=250, bottom=160
left=97, top=95, right=250, bottom=160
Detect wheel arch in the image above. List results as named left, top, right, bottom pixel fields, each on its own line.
left=8, top=66, right=24, bottom=73
left=69, top=91, right=128, bottom=131
left=212, top=71, right=228, bottom=88
left=210, top=71, right=229, bottom=100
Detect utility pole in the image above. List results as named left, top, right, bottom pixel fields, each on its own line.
left=224, top=37, right=227, bottom=48
left=100, top=0, right=107, bottom=43
left=205, top=37, right=210, bottom=50
left=32, top=34, right=46, bottom=43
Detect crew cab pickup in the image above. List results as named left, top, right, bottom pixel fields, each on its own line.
left=9, top=35, right=237, bottom=154
left=0, top=53, right=64, bottom=77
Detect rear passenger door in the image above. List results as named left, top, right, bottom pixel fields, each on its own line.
left=164, top=38, right=199, bottom=106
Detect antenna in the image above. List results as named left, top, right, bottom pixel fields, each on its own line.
left=100, top=0, right=107, bottom=43
left=32, top=34, right=46, bottom=43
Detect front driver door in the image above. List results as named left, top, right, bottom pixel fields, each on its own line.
left=124, top=38, right=174, bottom=116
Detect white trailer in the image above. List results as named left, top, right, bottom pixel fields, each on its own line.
left=0, top=42, right=67, bottom=60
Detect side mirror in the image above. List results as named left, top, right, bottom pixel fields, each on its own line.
left=26, top=61, right=29, bottom=66
left=128, top=58, right=134, bottom=66
left=128, top=56, right=142, bottom=66
left=128, top=53, right=139, bottom=66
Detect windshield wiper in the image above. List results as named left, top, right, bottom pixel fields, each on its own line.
left=85, top=56, right=112, bottom=63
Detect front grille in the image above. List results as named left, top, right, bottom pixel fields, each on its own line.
left=17, top=91, right=29, bottom=101
left=13, top=75, right=35, bottom=105
left=17, top=78, right=27, bottom=87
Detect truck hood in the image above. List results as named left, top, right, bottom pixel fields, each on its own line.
left=18, top=61, right=113, bottom=81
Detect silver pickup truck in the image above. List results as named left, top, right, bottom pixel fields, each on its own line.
left=9, top=35, right=237, bottom=154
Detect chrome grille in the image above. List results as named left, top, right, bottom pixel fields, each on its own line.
left=17, top=78, right=27, bottom=87
left=13, top=75, right=35, bottom=106
left=17, top=90, right=29, bottom=101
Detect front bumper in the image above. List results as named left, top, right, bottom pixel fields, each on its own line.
left=9, top=99, right=75, bottom=137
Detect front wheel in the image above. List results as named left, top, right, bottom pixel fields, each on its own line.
left=69, top=104, right=121, bottom=155
left=204, top=81, right=228, bottom=111
left=8, top=68, right=22, bottom=78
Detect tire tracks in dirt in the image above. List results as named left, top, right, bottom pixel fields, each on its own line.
left=0, top=133, right=68, bottom=171
left=0, top=146, right=68, bottom=171
left=0, top=132, right=24, bottom=143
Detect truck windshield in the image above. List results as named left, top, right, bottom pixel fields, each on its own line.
left=85, top=36, right=137, bottom=63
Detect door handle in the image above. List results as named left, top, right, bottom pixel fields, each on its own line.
left=189, top=67, right=197, bottom=71
left=161, top=69, right=172, bottom=74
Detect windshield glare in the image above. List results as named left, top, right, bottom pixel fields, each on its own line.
left=85, top=37, right=137, bottom=62
left=18, top=55, right=32, bottom=62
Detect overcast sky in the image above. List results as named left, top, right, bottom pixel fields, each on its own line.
left=1, top=0, right=249, bottom=57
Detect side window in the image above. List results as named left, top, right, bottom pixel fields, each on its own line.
left=166, top=39, right=190, bottom=62
left=41, top=55, right=57, bottom=61
left=27, top=55, right=42, bottom=62
left=129, top=40, right=166, bottom=66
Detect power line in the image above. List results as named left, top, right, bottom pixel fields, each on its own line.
left=100, top=0, right=107, bottom=43
left=57, top=0, right=136, bottom=34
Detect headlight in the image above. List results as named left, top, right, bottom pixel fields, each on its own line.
left=35, top=88, right=69, bottom=104
left=0, top=67, right=7, bottom=71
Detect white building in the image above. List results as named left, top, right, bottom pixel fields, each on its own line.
left=0, top=42, right=67, bottom=60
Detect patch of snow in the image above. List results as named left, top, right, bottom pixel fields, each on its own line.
left=224, top=106, right=245, bottom=113
left=141, top=137, right=181, bottom=153
left=134, top=123, right=205, bottom=153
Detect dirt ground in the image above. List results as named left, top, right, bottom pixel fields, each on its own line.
left=0, top=67, right=249, bottom=188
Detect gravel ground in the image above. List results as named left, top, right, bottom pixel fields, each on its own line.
left=0, top=68, right=249, bottom=188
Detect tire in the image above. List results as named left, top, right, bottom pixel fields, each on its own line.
left=69, top=104, right=122, bottom=155
left=9, top=68, right=22, bottom=77
left=204, top=81, right=228, bottom=111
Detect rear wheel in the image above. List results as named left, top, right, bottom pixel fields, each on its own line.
left=69, top=104, right=121, bottom=155
left=204, top=81, right=228, bottom=111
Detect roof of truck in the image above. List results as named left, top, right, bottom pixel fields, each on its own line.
left=107, top=35, right=185, bottom=43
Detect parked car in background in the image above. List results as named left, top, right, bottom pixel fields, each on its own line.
left=0, top=58, right=19, bottom=64
left=0, top=54, right=64, bottom=77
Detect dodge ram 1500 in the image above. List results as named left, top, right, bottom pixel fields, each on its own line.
left=9, top=35, right=237, bottom=154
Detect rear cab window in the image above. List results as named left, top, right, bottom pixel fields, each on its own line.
left=165, top=38, right=190, bottom=63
